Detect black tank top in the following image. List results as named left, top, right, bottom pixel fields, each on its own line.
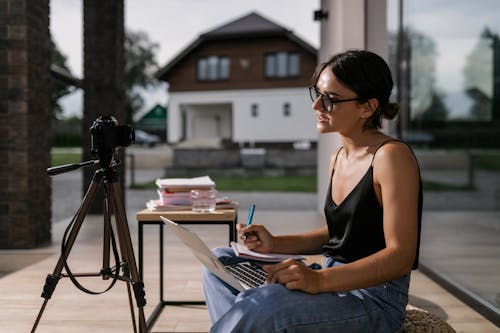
left=322, top=140, right=423, bottom=270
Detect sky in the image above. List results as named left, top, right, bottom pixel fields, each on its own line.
left=50, top=0, right=321, bottom=118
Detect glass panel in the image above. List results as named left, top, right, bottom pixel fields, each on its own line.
left=220, top=57, right=229, bottom=79
left=283, top=102, right=291, bottom=117
left=251, top=104, right=258, bottom=117
left=388, top=0, right=500, bottom=322
left=289, top=53, right=300, bottom=76
left=276, top=52, right=288, bottom=77
left=197, top=58, right=207, bottom=80
left=207, top=56, right=218, bottom=80
left=265, top=54, right=276, bottom=77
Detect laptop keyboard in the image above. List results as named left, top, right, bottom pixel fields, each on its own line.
left=226, top=261, right=267, bottom=288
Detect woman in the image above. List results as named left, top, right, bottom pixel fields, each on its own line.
left=202, top=50, right=422, bottom=332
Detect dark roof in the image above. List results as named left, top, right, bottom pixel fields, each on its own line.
left=201, top=12, right=289, bottom=39
left=50, top=64, right=83, bottom=88
left=155, top=12, right=317, bottom=81
left=136, top=104, right=167, bottom=130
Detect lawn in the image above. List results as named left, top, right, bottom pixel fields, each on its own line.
left=51, top=149, right=82, bottom=166
left=52, top=148, right=497, bottom=192
left=132, top=175, right=318, bottom=192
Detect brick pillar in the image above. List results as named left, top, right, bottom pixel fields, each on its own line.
left=82, top=0, right=126, bottom=213
left=0, top=0, right=52, bottom=248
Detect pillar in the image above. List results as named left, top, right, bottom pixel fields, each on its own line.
left=82, top=0, right=125, bottom=213
left=0, top=0, right=52, bottom=248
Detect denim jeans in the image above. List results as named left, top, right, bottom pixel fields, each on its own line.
left=202, top=247, right=409, bottom=333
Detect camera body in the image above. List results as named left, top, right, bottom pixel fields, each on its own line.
left=90, top=116, right=135, bottom=167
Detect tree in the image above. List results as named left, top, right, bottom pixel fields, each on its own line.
left=464, top=28, right=494, bottom=98
left=124, top=29, right=160, bottom=124
left=419, top=92, right=449, bottom=123
left=462, top=28, right=495, bottom=121
left=50, top=30, right=160, bottom=123
left=51, top=39, right=73, bottom=119
left=407, top=28, right=438, bottom=122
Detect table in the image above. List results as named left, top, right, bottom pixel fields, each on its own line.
left=136, top=208, right=238, bottom=332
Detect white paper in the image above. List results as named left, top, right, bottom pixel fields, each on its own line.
left=230, top=242, right=305, bottom=262
left=155, top=176, right=215, bottom=189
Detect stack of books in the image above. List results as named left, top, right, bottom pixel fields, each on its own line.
left=146, top=176, right=238, bottom=211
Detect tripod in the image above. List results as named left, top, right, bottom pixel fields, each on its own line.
left=31, top=159, right=147, bottom=333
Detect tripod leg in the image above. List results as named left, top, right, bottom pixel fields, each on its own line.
left=31, top=171, right=104, bottom=333
left=106, top=179, right=147, bottom=333
left=102, top=194, right=112, bottom=279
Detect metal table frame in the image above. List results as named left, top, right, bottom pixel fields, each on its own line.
left=136, top=209, right=237, bottom=332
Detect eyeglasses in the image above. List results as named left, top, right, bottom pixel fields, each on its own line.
left=308, top=86, right=365, bottom=112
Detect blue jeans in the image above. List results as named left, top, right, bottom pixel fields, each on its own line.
left=202, top=247, right=409, bottom=333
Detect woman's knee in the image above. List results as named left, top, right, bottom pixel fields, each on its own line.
left=236, top=284, right=289, bottom=313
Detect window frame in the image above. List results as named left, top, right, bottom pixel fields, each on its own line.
left=197, top=55, right=230, bottom=81
left=264, top=52, right=301, bottom=78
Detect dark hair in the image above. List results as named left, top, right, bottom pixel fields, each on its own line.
left=311, top=50, right=399, bottom=129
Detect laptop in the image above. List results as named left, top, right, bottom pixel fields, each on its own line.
left=160, top=216, right=267, bottom=292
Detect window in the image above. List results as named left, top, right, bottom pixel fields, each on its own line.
left=197, top=56, right=230, bottom=81
left=264, top=52, right=301, bottom=78
left=388, top=0, right=500, bottom=323
left=251, top=104, right=259, bottom=117
left=283, top=103, right=291, bottom=117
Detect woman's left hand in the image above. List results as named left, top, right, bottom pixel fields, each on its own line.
left=263, top=259, right=322, bottom=294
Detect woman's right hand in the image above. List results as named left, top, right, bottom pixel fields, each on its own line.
left=236, top=223, right=275, bottom=253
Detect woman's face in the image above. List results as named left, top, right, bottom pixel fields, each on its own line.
left=312, top=68, right=365, bottom=134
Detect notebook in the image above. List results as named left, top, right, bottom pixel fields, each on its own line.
left=160, top=216, right=267, bottom=292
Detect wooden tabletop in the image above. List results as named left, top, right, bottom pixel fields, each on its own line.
left=135, top=208, right=237, bottom=222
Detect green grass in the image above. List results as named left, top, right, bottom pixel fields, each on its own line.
left=133, top=175, right=476, bottom=192
left=212, top=176, right=317, bottom=192
left=132, top=175, right=317, bottom=192
left=51, top=151, right=82, bottom=166
left=55, top=146, right=495, bottom=192
left=422, top=180, right=472, bottom=191
left=476, top=154, right=500, bottom=171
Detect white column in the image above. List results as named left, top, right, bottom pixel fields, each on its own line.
left=316, top=0, right=387, bottom=210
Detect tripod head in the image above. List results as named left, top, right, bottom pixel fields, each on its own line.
left=90, top=116, right=135, bottom=169
left=48, top=116, right=135, bottom=176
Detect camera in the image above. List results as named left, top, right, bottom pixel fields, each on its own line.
left=90, top=116, right=135, bottom=167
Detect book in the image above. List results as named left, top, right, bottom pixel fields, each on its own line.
left=155, top=176, right=215, bottom=192
left=230, top=241, right=305, bottom=263
left=157, top=190, right=192, bottom=205
left=146, top=198, right=239, bottom=212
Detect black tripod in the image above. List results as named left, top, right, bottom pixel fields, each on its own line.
left=31, top=158, right=147, bottom=333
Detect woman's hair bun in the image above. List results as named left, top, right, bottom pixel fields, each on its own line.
left=382, top=102, right=399, bottom=120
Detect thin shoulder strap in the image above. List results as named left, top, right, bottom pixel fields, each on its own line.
left=370, top=139, right=401, bottom=167
left=333, top=146, right=344, bottom=171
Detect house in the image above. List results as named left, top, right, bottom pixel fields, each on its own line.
left=134, top=104, right=167, bottom=139
left=155, top=12, right=318, bottom=147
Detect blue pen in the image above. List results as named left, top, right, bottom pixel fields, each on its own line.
left=244, top=204, right=256, bottom=240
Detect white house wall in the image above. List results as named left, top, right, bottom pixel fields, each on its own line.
left=168, top=87, right=317, bottom=144
left=185, top=104, right=232, bottom=140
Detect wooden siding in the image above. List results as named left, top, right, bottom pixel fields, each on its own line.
left=166, top=37, right=317, bottom=92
